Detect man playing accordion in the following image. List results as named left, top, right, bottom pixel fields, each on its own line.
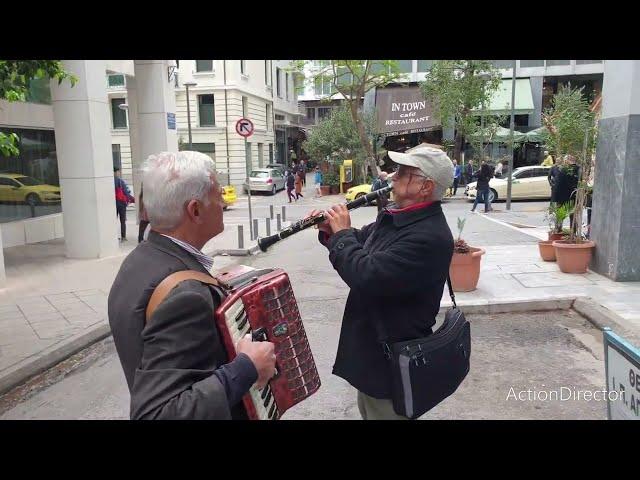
left=108, top=151, right=276, bottom=420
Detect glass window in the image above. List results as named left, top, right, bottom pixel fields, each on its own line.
left=24, top=77, right=52, bottom=105
left=306, top=107, right=315, bottom=120
left=397, top=60, right=413, bottom=73
left=576, top=60, right=602, bottom=65
left=111, top=98, right=128, bottom=129
left=318, top=107, right=332, bottom=120
left=240, top=60, right=246, bottom=75
left=265, top=60, right=272, bottom=86
left=0, top=127, right=62, bottom=223
left=269, top=144, right=273, bottom=163
left=520, top=60, right=544, bottom=68
left=190, top=143, right=216, bottom=162
left=417, top=60, right=433, bottom=72
left=198, top=94, right=215, bottom=126
left=196, top=60, right=213, bottom=72
left=276, top=68, right=282, bottom=97
left=491, top=60, right=513, bottom=69
left=107, top=74, right=125, bottom=87
left=112, top=144, right=121, bottom=170
left=546, top=60, right=570, bottom=66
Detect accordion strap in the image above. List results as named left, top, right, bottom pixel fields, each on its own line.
left=145, top=270, right=220, bottom=324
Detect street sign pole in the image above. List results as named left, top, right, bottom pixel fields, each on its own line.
left=506, top=60, right=517, bottom=211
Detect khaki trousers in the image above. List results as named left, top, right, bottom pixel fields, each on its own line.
left=357, top=390, right=410, bottom=420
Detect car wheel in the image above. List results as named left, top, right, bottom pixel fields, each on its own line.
left=26, top=193, right=40, bottom=207
left=271, top=185, right=277, bottom=195
left=355, top=193, right=365, bottom=199
left=489, top=189, right=498, bottom=203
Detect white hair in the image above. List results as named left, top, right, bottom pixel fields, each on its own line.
left=142, top=151, right=217, bottom=230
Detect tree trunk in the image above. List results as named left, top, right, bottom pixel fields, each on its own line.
left=349, top=100, right=379, bottom=177
left=454, top=131, right=464, bottom=163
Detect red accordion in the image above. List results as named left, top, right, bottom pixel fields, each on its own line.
left=213, top=264, right=321, bottom=420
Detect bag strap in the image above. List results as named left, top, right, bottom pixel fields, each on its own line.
left=373, top=275, right=457, bottom=359
left=145, top=270, right=220, bottom=324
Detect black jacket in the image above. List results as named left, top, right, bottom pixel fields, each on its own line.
left=319, top=202, right=453, bottom=398
left=554, top=164, right=580, bottom=204
left=108, top=231, right=255, bottom=419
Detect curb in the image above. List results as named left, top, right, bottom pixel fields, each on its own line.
left=0, top=322, right=111, bottom=396
left=211, top=245, right=261, bottom=257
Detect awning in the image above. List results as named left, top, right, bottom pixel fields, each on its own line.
left=472, top=78, right=535, bottom=116
left=469, top=126, right=526, bottom=143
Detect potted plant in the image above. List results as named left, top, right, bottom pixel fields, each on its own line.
left=543, top=85, right=597, bottom=273
left=323, top=172, right=340, bottom=195
left=539, top=202, right=572, bottom=261
left=449, top=218, right=485, bottom=292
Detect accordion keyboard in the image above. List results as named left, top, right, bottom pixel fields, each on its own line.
left=224, top=300, right=279, bottom=420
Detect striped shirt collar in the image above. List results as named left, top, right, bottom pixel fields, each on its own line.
left=161, top=234, right=214, bottom=272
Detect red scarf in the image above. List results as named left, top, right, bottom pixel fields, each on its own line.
left=386, top=201, right=434, bottom=214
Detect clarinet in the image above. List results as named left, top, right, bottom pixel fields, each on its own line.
left=257, top=185, right=393, bottom=252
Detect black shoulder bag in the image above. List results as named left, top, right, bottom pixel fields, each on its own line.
left=375, top=276, right=471, bottom=419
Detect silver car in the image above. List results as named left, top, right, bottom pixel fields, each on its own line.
left=244, top=168, right=286, bottom=195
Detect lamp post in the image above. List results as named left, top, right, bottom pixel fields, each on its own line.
left=506, top=61, right=517, bottom=211
left=184, top=81, right=197, bottom=150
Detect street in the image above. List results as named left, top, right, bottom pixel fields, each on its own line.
left=0, top=191, right=607, bottom=420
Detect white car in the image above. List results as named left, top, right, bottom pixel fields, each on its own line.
left=465, top=165, right=552, bottom=202
left=244, top=168, right=286, bottom=195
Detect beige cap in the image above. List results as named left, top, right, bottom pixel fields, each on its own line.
left=388, top=146, right=454, bottom=187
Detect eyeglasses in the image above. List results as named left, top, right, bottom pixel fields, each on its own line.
left=394, top=166, right=430, bottom=182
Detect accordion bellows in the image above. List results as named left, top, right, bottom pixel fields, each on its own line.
left=214, top=265, right=321, bottom=420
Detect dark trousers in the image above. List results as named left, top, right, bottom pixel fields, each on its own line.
left=138, top=220, right=150, bottom=243
left=452, top=177, right=460, bottom=196
left=472, top=189, right=490, bottom=212
left=116, top=202, right=127, bottom=239
left=287, top=188, right=295, bottom=202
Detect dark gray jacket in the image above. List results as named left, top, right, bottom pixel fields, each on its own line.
left=108, top=231, right=255, bottom=420
left=319, top=201, right=454, bottom=398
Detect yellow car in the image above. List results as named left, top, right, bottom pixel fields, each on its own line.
left=222, top=185, right=237, bottom=210
left=0, top=173, right=61, bottom=206
left=344, top=183, right=372, bottom=202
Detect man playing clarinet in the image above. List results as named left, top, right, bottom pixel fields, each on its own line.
left=308, top=147, right=454, bottom=419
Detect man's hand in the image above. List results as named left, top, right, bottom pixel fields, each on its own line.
left=236, top=334, right=276, bottom=390
left=324, top=204, right=351, bottom=234
left=307, top=209, right=332, bottom=235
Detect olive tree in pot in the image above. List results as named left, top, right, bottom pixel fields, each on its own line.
left=449, top=218, right=485, bottom=292
left=542, top=85, right=597, bottom=273
left=539, top=202, right=572, bottom=261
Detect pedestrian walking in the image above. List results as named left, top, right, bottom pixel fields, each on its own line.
left=114, top=167, right=134, bottom=241
left=294, top=170, right=304, bottom=200
left=300, top=159, right=307, bottom=187
left=464, top=160, right=474, bottom=186
left=286, top=170, right=296, bottom=203
left=471, top=162, right=494, bottom=213
left=314, top=166, right=323, bottom=197
left=451, top=160, right=461, bottom=196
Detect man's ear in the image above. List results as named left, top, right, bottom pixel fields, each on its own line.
left=185, top=199, right=203, bottom=224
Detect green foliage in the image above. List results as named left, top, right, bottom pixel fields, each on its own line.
left=303, top=103, right=376, bottom=182
left=542, top=85, right=597, bottom=243
left=457, top=217, right=466, bottom=240
left=322, top=171, right=340, bottom=187
left=545, top=202, right=574, bottom=233
left=0, top=60, right=77, bottom=157
left=290, top=60, right=405, bottom=176
left=420, top=61, right=502, bottom=136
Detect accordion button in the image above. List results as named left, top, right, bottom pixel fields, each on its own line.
left=337, top=242, right=345, bottom=250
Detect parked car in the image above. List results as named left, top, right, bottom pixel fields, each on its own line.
left=0, top=173, right=61, bottom=206
left=244, top=168, right=286, bottom=195
left=344, top=183, right=372, bottom=202
left=265, top=162, right=286, bottom=170
left=465, top=165, right=551, bottom=202
left=221, top=185, right=237, bottom=210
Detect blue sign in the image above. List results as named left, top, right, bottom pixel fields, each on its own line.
left=167, top=112, right=176, bottom=130
left=604, top=328, right=640, bottom=420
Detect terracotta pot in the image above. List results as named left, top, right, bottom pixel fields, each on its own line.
left=449, top=247, right=485, bottom=292
left=538, top=240, right=556, bottom=261
left=552, top=240, right=596, bottom=274
left=320, top=185, right=331, bottom=196
left=548, top=232, right=564, bottom=241
left=330, top=185, right=340, bottom=194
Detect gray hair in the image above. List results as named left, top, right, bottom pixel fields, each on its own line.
left=142, top=151, right=217, bottom=230
left=431, top=181, right=447, bottom=201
